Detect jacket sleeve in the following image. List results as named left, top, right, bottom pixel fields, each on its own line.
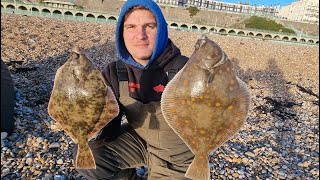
left=92, top=62, right=123, bottom=141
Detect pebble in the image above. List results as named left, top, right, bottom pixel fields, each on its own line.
left=17, top=163, right=25, bottom=169
left=245, top=151, right=255, bottom=158
left=1, top=11, right=319, bottom=180
left=49, top=142, right=61, bottom=149
left=26, top=157, right=33, bottom=165
left=54, top=175, right=66, bottom=180
left=1, top=132, right=8, bottom=140
left=232, top=172, right=239, bottom=178
left=57, top=159, right=64, bottom=165
left=37, top=137, right=44, bottom=143
left=25, top=152, right=33, bottom=158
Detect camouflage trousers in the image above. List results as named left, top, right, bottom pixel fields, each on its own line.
left=73, top=124, right=193, bottom=180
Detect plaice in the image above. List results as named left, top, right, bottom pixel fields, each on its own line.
left=161, top=35, right=250, bottom=179
left=48, top=47, right=119, bottom=169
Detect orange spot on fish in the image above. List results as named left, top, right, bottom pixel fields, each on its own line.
left=168, top=98, right=175, bottom=104
left=216, top=102, right=221, bottom=106
left=228, top=105, right=233, bottom=110
left=207, top=102, right=212, bottom=106
left=185, top=120, right=190, bottom=124
left=170, top=108, right=176, bottom=113
left=239, top=97, right=246, bottom=102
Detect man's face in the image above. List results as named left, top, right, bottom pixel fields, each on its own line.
left=123, top=9, right=157, bottom=66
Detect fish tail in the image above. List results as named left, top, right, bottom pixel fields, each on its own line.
left=185, top=155, right=210, bottom=180
left=76, top=141, right=96, bottom=169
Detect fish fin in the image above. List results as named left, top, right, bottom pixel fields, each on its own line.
left=185, top=155, right=210, bottom=180
left=63, top=129, right=78, bottom=143
left=104, top=86, right=120, bottom=120
left=87, top=130, right=102, bottom=142
left=50, top=122, right=63, bottom=132
left=88, top=86, right=119, bottom=141
left=47, top=68, right=69, bottom=126
left=75, top=140, right=96, bottom=169
left=161, top=69, right=184, bottom=135
left=236, top=77, right=251, bottom=114
left=48, top=95, right=79, bottom=143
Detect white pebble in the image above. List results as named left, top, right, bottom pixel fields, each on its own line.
left=26, top=157, right=33, bottom=165
left=49, top=142, right=60, bottom=148
left=57, top=159, right=64, bottom=165
left=1, top=132, right=8, bottom=140
left=37, top=137, right=44, bottom=143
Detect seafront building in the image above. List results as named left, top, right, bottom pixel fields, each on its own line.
left=278, top=0, right=319, bottom=24
left=11, top=0, right=320, bottom=24
left=154, top=0, right=281, bottom=17
left=151, top=0, right=319, bottom=24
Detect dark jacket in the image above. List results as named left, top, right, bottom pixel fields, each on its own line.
left=97, top=40, right=188, bottom=141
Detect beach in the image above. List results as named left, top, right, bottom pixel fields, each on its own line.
left=1, top=14, right=319, bottom=179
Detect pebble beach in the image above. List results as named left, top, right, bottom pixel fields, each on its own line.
left=1, top=14, right=319, bottom=180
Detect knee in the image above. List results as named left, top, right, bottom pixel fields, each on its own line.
left=72, top=143, right=106, bottom=163
left=72, top=143, right=120, bottom=179
left=72, top=145, right=98, bottom=178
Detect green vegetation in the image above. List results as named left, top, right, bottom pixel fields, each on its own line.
left=37, top=0, right=46, bottom=5
left=186, top=6, right=200, bottom=17
left=75, top=5, right=84, bottom=10
left=242, top=16, right=296, bottom=34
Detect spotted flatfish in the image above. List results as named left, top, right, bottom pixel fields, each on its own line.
left=161, top=35, right=250, bottom=179
left=48, top=47, right=119, bottom=169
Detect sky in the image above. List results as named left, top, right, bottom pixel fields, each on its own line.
left=221, top=0, right=298, bottom=7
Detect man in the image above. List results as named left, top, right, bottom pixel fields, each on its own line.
left=73, top=0, right=194, bottom=179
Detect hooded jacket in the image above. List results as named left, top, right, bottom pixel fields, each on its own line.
left=96, top=0, right=188, bottom=141
left=115, top=0, right=168, bottom=69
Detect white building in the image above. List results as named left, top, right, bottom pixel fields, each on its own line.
left=153, top=0, right=281, bottom=16
left=279, top=0, right=319, bottom=23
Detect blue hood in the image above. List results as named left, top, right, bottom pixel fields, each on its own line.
left=115, top=0, right=168, bottom=69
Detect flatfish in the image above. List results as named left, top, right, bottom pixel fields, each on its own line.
left=161, top=35, right=250, bottom=179
left=48, top=47, right=119, bottom=169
